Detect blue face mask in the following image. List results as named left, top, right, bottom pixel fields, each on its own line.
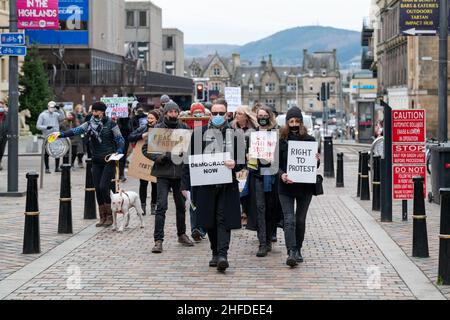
left=211, top=115, right=226, bottom=127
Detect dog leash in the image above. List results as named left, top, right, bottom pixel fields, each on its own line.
left=105, top=154, right=121, bottom=193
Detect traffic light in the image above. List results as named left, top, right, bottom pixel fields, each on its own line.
left=317, top=92, right=321, bottom=101
left=320, top=83, right=327, bottom=101
left=326, top=83, right=330, bottom=100
left=196, top=83, right=205, bottom=101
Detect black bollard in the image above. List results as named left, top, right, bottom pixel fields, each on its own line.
left=402, top=200, right=408, bottom=222
left=84, top=159, right=97, bottom=220
left=336, top=153, right=344, bottom=188
left=412, top=176, right=429, bottom=258
left=58, top=164, right=73, bottom=234
left=372, top=156, right=381, bottom=211
left=438, top=188, right=450, bottom=285
left=360, top=152, right=371, bottom=201
left=324, top=136, right=335, bottom=178
left=23, top=172, right=41, bottom=254
left=357, top=151, right=362, bottom=197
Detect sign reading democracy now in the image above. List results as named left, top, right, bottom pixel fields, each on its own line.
left=287, top=141, right=318, bottom=184
left=189, top=153, right=233, bottom=187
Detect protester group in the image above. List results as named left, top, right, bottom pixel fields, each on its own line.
left=44, top=95, right=321, bottom=272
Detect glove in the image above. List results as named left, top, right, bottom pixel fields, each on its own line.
left=156, top=154, right=169, bottom=164
left=47, top=126, right=53, bottom=130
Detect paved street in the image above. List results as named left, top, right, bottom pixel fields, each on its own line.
left=0, top=144, right=448, bottom=300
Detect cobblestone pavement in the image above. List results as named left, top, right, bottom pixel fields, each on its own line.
left=1, top=147, right=447, bottom=299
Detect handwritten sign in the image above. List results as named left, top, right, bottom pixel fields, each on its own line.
left=287, top=141, right=318, bottom=184
left=249, top=131, right=278, bottom=161
left=189, top=152, right=232, bottom=187
left=147, top=128, right=192, bottom=154
left=127, top=140, right=156, bottom=183
left=101, top=97, right=129, bottom=118
left=224, top=87, right=241, bottom=113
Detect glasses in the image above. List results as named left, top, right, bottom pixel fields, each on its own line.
left=211, top=112, right=226, bottom=116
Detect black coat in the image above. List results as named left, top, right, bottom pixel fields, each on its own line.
left=181, top=125, right=245, bottom=231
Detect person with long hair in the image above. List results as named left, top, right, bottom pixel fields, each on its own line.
left=278, top=107, right=320, bottom=267
left=244, top=106, right=282, bottom=257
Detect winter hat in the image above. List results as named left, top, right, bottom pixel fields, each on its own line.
left=163, top=101, right=180, bottom=114
left=48, top=101, right=56, bottom=108
left=92, top=101, right=107, bottom=112
left=149, top=110, right=160, bottom=120
left=160, top=95, right=171, bottom=105
left=190, top=103, right=205, bottom=115
left=286, top=107, right=303, bottom=123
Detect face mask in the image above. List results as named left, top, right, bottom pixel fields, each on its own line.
left=258, top=118, right=269, bottom=127
left=289, top=126, right=300, bottom=133
left=211, top=115, right=226, bottom=127
left=94, top=115, right=101, bottom=121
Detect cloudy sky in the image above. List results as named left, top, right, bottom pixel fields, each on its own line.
left=150, top=0, right=372, bottom=45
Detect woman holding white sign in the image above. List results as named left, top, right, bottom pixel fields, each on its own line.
left=278, top=107, right=320, bottom=267
left=244, top=106, right=282, bottom=258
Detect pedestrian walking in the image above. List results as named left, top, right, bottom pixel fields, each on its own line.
left=36, top=101, right=66, bottom=173
left=181, top=98, right=245, bottom=271
left=0, top=101, right=8, bottom=171
left=49, top=101, right=125, bottom=228
left=74, top=104, right=87, bottom=167
left=149, top=101, right=194, bottom=254
left=278, top=107, right=320, bottom=267
left=243, top=106, right=282, bottom=257
left=129, top=110, right=160, bottom=216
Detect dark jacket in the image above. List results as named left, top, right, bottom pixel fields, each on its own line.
left=128, top=124, right=148, bottom=143
left=147, top=120, right=188, bottom=179
left=117, top=117, right=132, bottom=139
left=278, top=133, right=320, bottom=196
left=181, top=124, right=246, bottom=230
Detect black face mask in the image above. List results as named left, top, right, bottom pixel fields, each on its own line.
left=289, top=126, right=300, bottom=133
left=165, top=116, right=178, bottom=128
left=258, top=118, right=269, bottom=127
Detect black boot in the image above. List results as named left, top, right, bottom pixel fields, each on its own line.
left=286, top=250, right=298, bottom=267
left=209, top=255, right=218, bottom=267
left=141, top=204, right=146, bottom=216
left=217, top=256, right=229, bottom=272
left=295, top=249, right=304, bottom=263
left=256, top=245, right=267, bottom=257
left=151, top=204, right=156, bottom=215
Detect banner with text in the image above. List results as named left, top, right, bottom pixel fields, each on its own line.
left=224, top=87, right=241, bottom=113
left=17, top=0, right=59, bottom=30
left=147, top=128, right=192, bottom=154
left=249, top=131, right=278, bottom=161
left=189, top=152, right=233, bottom=187
left=101, top=97, right=129, bottom=119
left=127, top=140, right=156, bottom=183
left=287, top=141, right=318, bottom=184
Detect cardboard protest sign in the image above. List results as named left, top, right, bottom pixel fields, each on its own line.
left=287, top=141, right=318, bottom=184
left=249, top=131, right=278, bottom=161
left=101, top=97, right=129, bottom=118
left=189, top=152, right=232, bottom=187
left=127, top=140, right=156, bottom=183
left=147, top=128, right=192, bottom=154
left=224, top=87, right=241, bottom=113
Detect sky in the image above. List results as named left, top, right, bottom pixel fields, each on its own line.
left=150, top=0, right=372, bottom=45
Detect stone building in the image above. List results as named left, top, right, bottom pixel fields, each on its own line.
left=186, top=50, right=341, bottom=115
left=369, top=0, right=450, bottom=138
left=162, top=28, right=184, bottom=77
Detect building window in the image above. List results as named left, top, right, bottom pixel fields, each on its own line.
left=164, top=36, right=174, bottom=50
left=287, top=99, right=297, bottom=109
left=211, top=82, right=220, bottom=91
left=164, top=61, right=175, bottom=75
left=265, top=83, right=276, bottom=92
left=139, top=11, right=147, bottom=27
left=249, top=83, right=254, bottom=92
left=287, top=83, right=297, bottom=92
left=322, top=70, right=327, bottom=77
left=213, top=67, right=221, bottom=76
left=265, top=99, right=275, bottom=108
left=309, top=100, right=314, bottom=108
left=310, top=84, right=314, bottom=91
left=126, top=11, right=135, bottom=27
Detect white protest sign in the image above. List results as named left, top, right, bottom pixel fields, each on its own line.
left=287, top=141, right=318, bottom=184
left=189, top=152, right=233, bottom=187
left=224, top=87, right=241, bottom=113
left=249, top=131, right=278, bottom=161
left=101, top=97, right=129, bottom=118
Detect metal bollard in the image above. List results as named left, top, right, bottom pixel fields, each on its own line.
left=402, top=200, right=408, bottom=222
left=23, top=172, right=41, bottom=254
left=324, top=136, right=335, bottom=178
left=372, top=156, right=381, bottom=211
left=360, top=152, right=371, bottom=201
left=84, top=159, right=97, bottom=220
left=58, top=164, right=73, bottom=234
left=438, top=188, right=450, bottom=285
left=357, top=151, right=362, bottom=197
left=336, top=153, right=344, bottom=188
left=412, top=176, right=429, bottom=258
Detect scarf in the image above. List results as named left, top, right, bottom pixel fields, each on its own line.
left=88, top=117, right=104, bottom=143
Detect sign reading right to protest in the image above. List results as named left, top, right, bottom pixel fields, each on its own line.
left=287, top=141, right=318, bottom=184
left=147, top=128, right=192, bottom=154
left=189, top=152, right=233, bottom=187
left=224, top=87, right=241, bottom=113
left=249, top=131, right=278, bottom=161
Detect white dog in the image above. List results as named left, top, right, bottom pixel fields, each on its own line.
left=110, top=190, right=145, bottom=232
